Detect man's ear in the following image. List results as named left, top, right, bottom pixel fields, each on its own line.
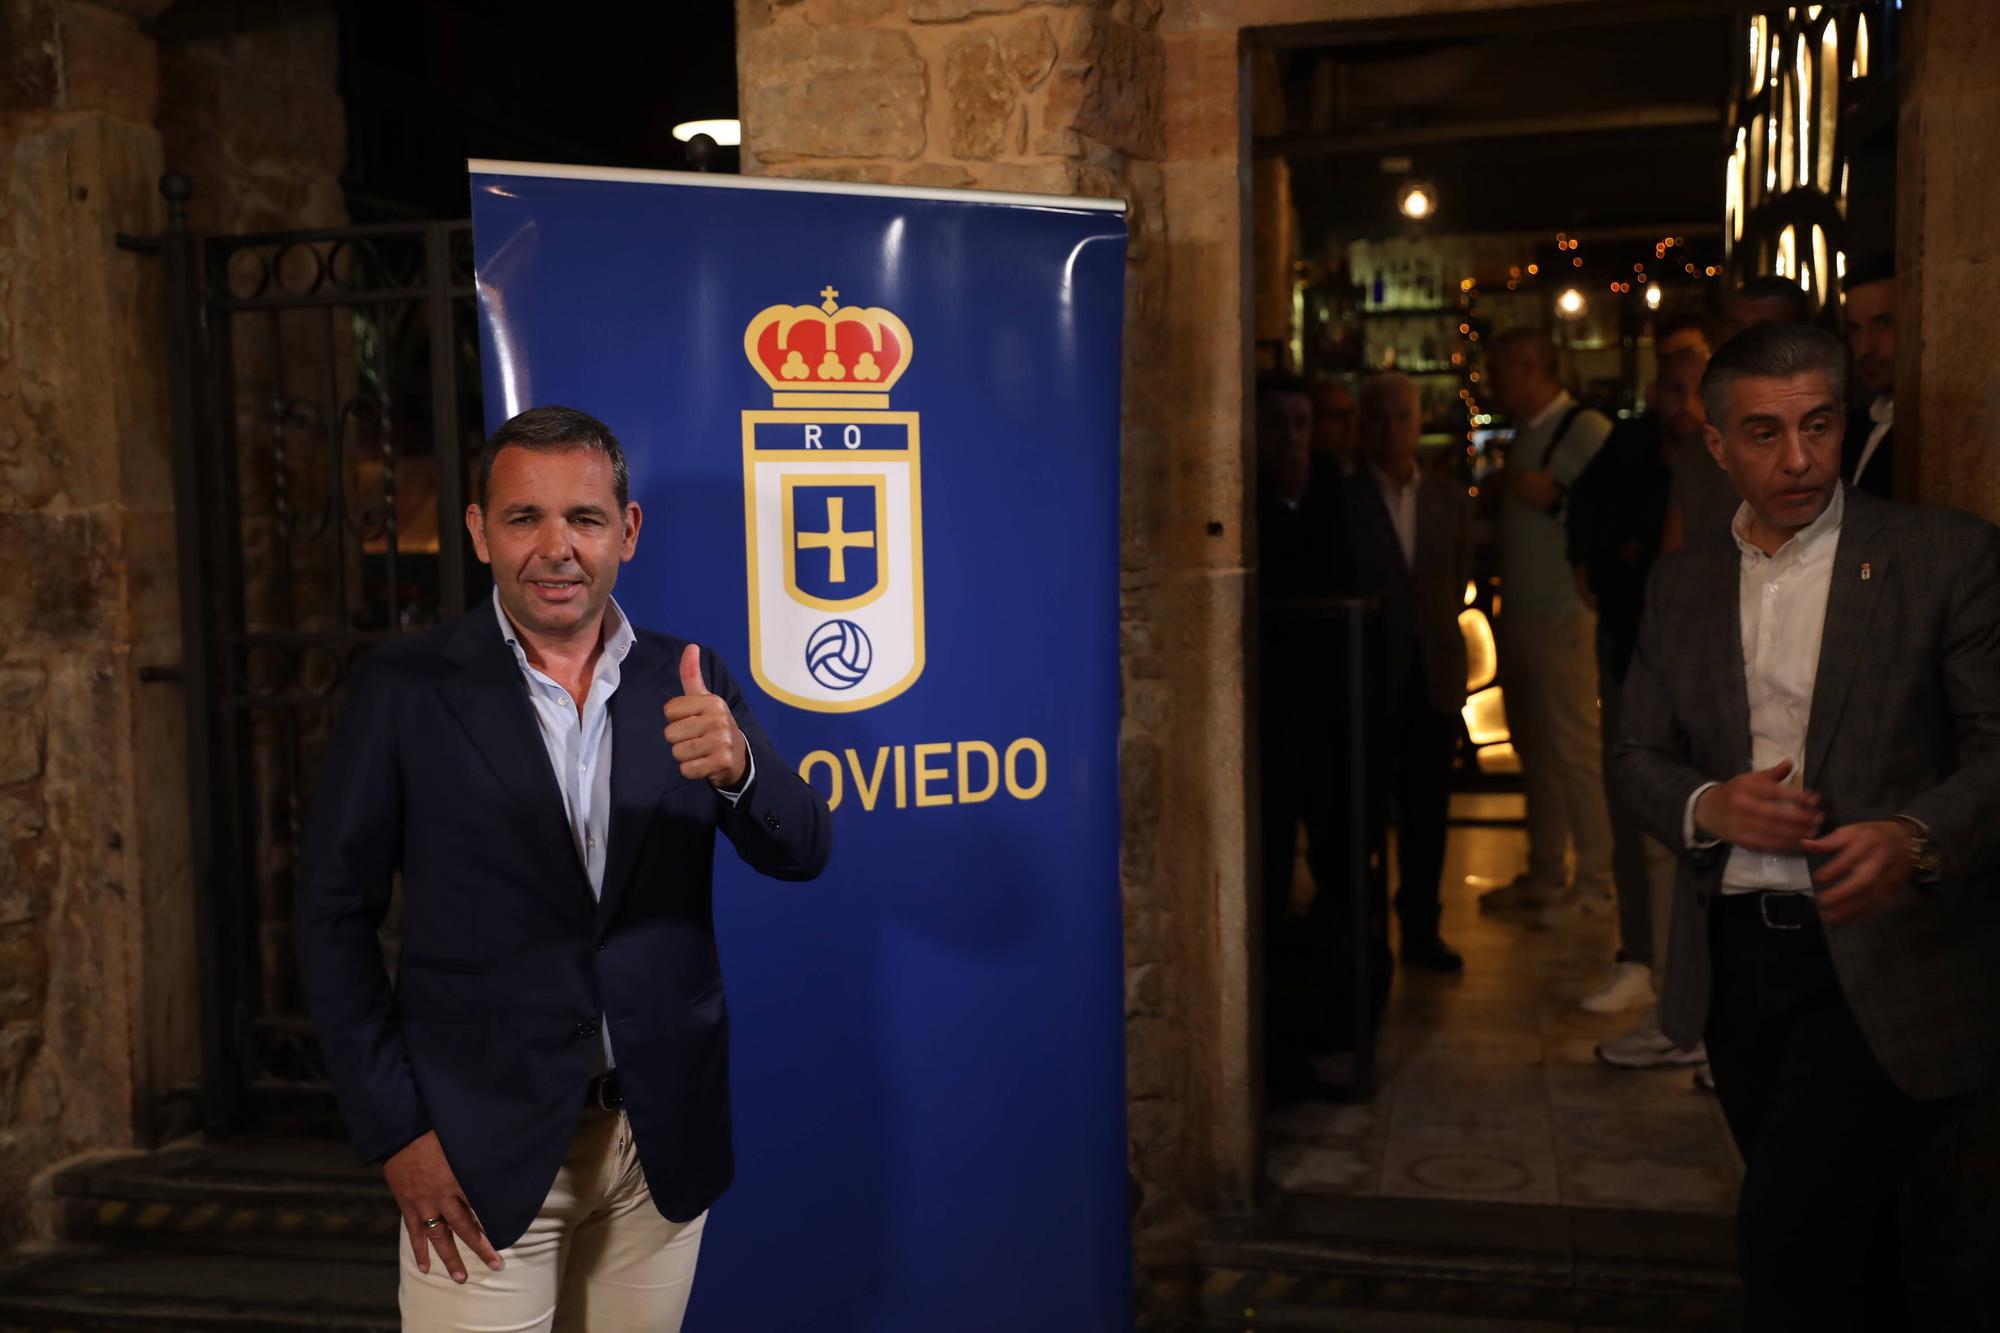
left=1703, top=424, right=1727, bottom=469
left=466, top=504, right=491, bottom=564
left=620, top=502, right=643, bottom=561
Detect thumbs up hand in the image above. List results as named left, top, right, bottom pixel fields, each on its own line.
left=664, top=643, right=749, bottom=790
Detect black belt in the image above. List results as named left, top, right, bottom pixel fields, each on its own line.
left=1720, top=890, right=1818, bottom=931
left=585, top=1069, right=625, bottom=1110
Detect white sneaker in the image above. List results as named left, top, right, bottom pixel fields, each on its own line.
left=1595, top=1021, right=1707, bottom=1069
left=1580, top=961, right=1656, bottom=1014
left=1481, top=873, right=1564, bottom=911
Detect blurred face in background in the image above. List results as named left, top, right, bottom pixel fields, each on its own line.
left=1310, top=381, right=1358, bottom=463
left=1652, top=349, right=1710, bottom=446
left=1730, top=291, right=1802, bottom=330
left=1484, top=337, right=1555, bottom=421
left=1844, top=278, right=1896, bottom=399
left=1257, top=388, right=1313, bottom=504
left=1359, top=378, right=1422, bottom=481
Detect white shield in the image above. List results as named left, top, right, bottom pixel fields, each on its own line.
left=741, top=409, right=924, bottom=713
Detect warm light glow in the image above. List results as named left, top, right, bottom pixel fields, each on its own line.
left=1399, top=182, right=1436, bottom=219
left=1463, top=581, right=1478, bottom=608
left=1645, top=284, right=1663, bottom=310
left=1796, top=35, right=1812, bottom=188
left=1854, top=13, right=1871, bottom=78
left=1460, top=609, right=1498, bottom=692
left=1777, top=224, right=1798, bottom=279
left=1818, top=22, right=1840, bottom=190
left=671, top=118, right=742, bottom=146
left=1837, top=250, right=1847, bottom=280
left=1749, top=15, right=1769, bottom=95
left=1463, top=686, right=1510, bottom=746
left=1474, top=742, right=1521, bottom=776
left=1766, top=112, right=1779, bottom=193
left=1526, top=263, right=1539, bottom=275
left=1557, top=288, right=1586, bottom=319
left=1780, top=59, right=1796, bottom=191
left=1813, top=225, right=1830, bottom=301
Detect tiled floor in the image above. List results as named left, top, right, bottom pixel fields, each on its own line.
left=1266, top=793, right=1744, bottom=1214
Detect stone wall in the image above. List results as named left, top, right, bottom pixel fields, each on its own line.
left=0, top=0, right=177, bottom=1247
left=0, top=0, right=346, bottom=1248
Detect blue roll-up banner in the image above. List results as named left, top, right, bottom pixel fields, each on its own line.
left=469, top=162, right=1131, bottom=1332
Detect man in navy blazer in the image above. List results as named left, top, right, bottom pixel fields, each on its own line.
left=295, top=405, right=830, bottom=1330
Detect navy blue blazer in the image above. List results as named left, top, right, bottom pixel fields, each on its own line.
left=294, top=606, right=831, bottom=1249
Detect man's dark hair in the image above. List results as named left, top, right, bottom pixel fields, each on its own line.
left=1655, top=312, right=1715, bottom=350
left=1735, top=275, right=1812, bottom=324
left=1701, top=322, right=1846, bottom=427
left=477, top=405, right=630, bottom=509
left=1845, top=250, right=1895, bottom=290
left=1257, top=371, right=1310, bottom=406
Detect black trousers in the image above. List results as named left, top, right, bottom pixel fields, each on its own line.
left=1384, top=662, right=1455, bottom=941
left=1704, top=893, right=1953, bottom=1332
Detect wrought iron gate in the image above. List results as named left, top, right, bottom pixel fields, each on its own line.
left=131, top=173, right=486, bottom=1135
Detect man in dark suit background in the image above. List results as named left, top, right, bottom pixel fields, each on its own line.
left=295, top=405, right=831, bottom=1330
left=1841, top=252, right=1896, bottom=498
left=1338, top=372, right=1471, bottom=972
left=1615, top=324, right=2000, bottom=1329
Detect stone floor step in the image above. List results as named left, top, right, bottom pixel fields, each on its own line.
left=1196, top=1192, right=1742, bottom=1331
left=0, top=1244, right=395, bottom=1332
left=49, top=1140, right=396, bottom=1259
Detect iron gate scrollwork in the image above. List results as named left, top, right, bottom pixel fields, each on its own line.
left=140, top=173, right=487, bottom=1135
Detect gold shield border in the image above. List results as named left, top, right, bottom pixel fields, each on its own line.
left=740, top=409, right=926, bottom=714
left=780, top=472, right=891, bottom=612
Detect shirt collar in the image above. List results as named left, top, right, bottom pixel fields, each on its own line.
left=1869, top=394, right=1894, bottom=426
left=1367, top=462, right=1419, bottom=498
left=1524, top=390, right=1573, bottom=432
left=491, top=587, right=635, bottom=674
left=1731, top=483, right=1846, bottom=563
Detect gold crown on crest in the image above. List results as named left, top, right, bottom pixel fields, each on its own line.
left=743, top=286, right=914, bottom=400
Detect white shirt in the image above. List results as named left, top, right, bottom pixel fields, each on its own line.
left=1500, top=390, right=1613, bottom=615
left=1368, top=463, right=1420, bottom=568
left=1854, top=394, right=1892, bottom=486
left=1682, top=487, right=1845, bottom=893
left=493, top=591, right=753, bottom=1069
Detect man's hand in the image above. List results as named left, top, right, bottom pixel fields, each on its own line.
left=665, top=644, right=749, bottom=790
left=1695, top=760, right=1823, bottom=852
left=1805, top=821, right=1916, bottom=926
left=384, top=1130, right=502, bottom=1283
left=1514, top=468, right=1561, bottom=510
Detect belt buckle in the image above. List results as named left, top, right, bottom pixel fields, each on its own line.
left=594, top=1072, right=621, bottom=1110
left=1759, top=893, right=1805, bottom=930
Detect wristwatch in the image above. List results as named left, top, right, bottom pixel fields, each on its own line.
left=1891, top=815, right=1942, bottom=886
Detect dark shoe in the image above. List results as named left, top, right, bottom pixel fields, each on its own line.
left=1401, top=935, right=1464, bottom=972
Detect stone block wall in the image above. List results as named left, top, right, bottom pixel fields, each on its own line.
left=0, top=0, right=346, bottom=1249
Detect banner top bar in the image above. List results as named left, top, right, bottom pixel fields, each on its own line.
left=468, top=159, right=1128, bottom=215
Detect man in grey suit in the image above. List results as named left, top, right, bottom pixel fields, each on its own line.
left=1340, top=372, right=1472, bottom=971
left=1615, top=323, right=2000, bottom=1330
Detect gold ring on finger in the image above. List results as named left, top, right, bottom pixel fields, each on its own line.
left=421, top=1216, right=444, bottom=1229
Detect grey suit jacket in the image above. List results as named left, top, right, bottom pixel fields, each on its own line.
left=1339, top=468, right=1472, bottom=717
left=1615, top=486, right=2000, bottom=1098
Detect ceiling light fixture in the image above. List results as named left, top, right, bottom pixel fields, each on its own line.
left=1398, top=181, right=1438, bottom=220
left=672, top=119, right=742, bottom=147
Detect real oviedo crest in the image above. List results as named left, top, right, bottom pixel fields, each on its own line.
left=741, top=287, right=924, bottom=713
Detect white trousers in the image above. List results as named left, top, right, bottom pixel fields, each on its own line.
left=399, top=1107, right=706, bottom=1332
left=1500, top=608, right=1614, bottom=896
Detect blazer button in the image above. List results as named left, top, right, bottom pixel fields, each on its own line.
left=763, top=811, right=781, bottom=830
left=576, top=1019, right=599, bottom=1039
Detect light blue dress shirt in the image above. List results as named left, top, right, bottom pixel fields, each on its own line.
left=492, top=591, right=753, bottom=1073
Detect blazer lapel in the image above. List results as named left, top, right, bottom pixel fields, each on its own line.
left=437, top=611, right=594, bottom=906
left=596, top=636, right=693, bottom=932
left=1701, top=543, right=1753, bottom=775
left=1803, top=490, right=1887, bottom=785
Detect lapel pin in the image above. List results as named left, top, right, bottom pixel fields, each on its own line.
left=1861, top=561, right=1872, bottom=581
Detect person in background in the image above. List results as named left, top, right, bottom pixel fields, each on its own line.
left=1565, top=344, right=1713, bottom=1069
left=1727, top=275, right=1811, bottom=332
left=1616, top=322, right=2000, bottom=1329
left=1478, top=329, right=1615, bottom=922
left=1336, top=372, right=1471, bottom=973
left=1256, top=373, right=1346, bottom=1100
left=1841, top=253, right=1896, bottom=498
left=1662, top=284, right=1804, bottom=556
left=1310, top=378, right=1361, bottom=482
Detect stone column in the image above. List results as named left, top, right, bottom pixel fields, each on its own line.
left=1898, top=0, right=2000, bottom=522
left=0, top=0, right=185, bottom=1247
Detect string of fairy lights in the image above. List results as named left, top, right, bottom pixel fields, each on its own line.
left=1442, top=230, right=1725, bottom=458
